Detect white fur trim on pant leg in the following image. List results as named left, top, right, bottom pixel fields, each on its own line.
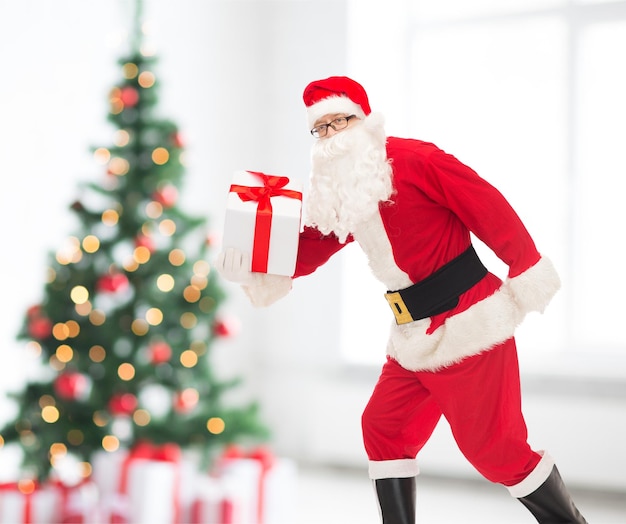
left=368, top=459, right=419, bottom=479
left=507, top=451, right=555, bottom=498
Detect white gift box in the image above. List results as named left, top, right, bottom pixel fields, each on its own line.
left=0, top=484, right=61, bottom=524
left=189, top=475, right=243, bottom=524
left=223, top=170, right=302, bottom=277
left=216, top=456, right=297, bottom=524
left=92, top=445, right=190, bottom=524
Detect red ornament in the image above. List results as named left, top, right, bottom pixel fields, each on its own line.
left=54, top=372, right=90, bottom=401
left=108, top=392, right=138, bottom=416
left=119, top=86, right=139, bottom=107
left=206, top=231, right=221, bottom=247
left=170, top=132, right=184, bottom=148
left=148, top=341, right=172, bottom=365
left=135, top=234, right=155, bottom=253
left=152, top=184, right=178, bottom=208
left=173, top=388, right=199, bottom=413
left=213, top=316, right=240, bottom=338
left=97, top=272, right=129, bottom=294
left=27, top=316, right=53, bottom=340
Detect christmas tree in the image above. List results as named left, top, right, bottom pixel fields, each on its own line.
left=0, top=9, right=267, bottom=483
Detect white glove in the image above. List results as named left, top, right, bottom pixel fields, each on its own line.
left=215, top=248, right=253, bottom=284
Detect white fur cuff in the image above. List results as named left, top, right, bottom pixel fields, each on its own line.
left=243, top=273, right=293, bottom=307
left=505, top=256, right=561, bottom=315
left=368, top=459, right=420, bottom=480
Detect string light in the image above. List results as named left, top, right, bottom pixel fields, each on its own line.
left=102, top=435, right=120, bottom=452
left=195, top=260, right=210, bottom=275
left=183, top=285, right=201, bottom=303
left=152, top=147, right=169, bottom=165
left=66, top=320, right=80, bottom=337
left=89, top=309, right=106, bottom=326
left=156, top=274, right=175, bottom=292
left=39, top=395, right=55, bottom=408
left=114, top=129, right=131, bottom=146
left=94, top=148, right=111, bottom=164
left=133, top=246, right=151, bottom=264
left=82, top=235, right=100, bottom=253
left=159, top=218, right=176, bottom=236
left=70, top=286, right=89, bottom=305
left=93, top=411, right=109, bottom=427
left=117, top=363, right=136, bottom=381
left=145, top=308, right=163, bottom=326
left=102, top=209, right=120, bottom=226
left=190, top=274, right=208, bottom=290
left=180, top=312, right=197, bottom=329
left=109, top=157, right=130, bottom=176
left=131, top=318, right=149, bottom=336
left=52, top=323, right=70, bottom=341
left=207, top=417, right=225, bottom=435
left=89, top=345, right=106, bottom=363
left=146, top=201, right=163, bottom=219
left=55, top=345, right=74, bottom=363
left=169, top=248, right=185, bottom=266
left=67, top=429, right=84, bottom=446
left=138, top=71, right=156, bottom=88
left=41, top=406, right=60, bottom=423
left=133, top=409, right=151, bottom=426
left=75, top=301, right=92, bottom=316
left=122, top=62, right=139, bottom=79
left=180, top=350, right=198, bottom=368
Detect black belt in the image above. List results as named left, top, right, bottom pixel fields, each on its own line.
left=384, top=245, right=488, bottom=324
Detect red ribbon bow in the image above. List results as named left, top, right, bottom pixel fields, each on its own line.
left=229, top=171, right=302, bottom=273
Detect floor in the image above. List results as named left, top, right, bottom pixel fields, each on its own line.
left=295, top=465, right=626, bottom=524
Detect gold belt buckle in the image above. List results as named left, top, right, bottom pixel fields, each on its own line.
left=384, top=292, right=415, bottom=325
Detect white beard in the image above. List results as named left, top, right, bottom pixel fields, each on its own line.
left=304, top=112, right=394, bottom=243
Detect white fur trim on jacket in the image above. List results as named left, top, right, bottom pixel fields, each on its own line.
left=388, top=256, right=561, bottom=372
left=505, top=256, right=561, bottom=314
left=243, top=273, right=293, bottom=307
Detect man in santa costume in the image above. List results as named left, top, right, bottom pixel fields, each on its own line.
left=217, top=76, right=587, bottom=523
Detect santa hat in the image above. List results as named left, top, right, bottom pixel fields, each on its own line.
left=303, top=76, right=371, bottom=128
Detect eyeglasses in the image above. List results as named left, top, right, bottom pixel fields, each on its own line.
left=310, top=115, right=357, bottom=138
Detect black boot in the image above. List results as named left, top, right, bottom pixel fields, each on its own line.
left=518, top=465, right=587, bottom=523
left=374, top=476, right=416, bottom=524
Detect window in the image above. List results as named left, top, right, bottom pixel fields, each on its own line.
left=343, top=0, right=626, bottom=370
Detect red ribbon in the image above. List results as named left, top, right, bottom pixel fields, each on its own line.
left=116, top=441, right=182, bottom=524
left=229, top=171, right=302, bottom=273
left=0, top=481, right=40, bottom=524
left=219, top=445, right=275, bottom=524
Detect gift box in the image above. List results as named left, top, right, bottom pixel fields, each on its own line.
left=55, top=480, right=99, bottom=524
left=223, top=170, right=302, bottom=276
left=92, top=442, right=187, bottom=524
left=0, top=481, right=62, bottom=524
left=209, top=446, right=297, bottom=524
left=188, top=475, right=242, bottom=524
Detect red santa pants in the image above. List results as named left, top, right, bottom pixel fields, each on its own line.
left=362, top=338, right=541, bottom=486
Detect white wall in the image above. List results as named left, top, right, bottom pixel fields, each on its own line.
left=1, top=0, right=624, bottom=494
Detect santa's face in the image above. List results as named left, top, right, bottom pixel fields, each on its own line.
left=304, top=112, right=394, bottom=243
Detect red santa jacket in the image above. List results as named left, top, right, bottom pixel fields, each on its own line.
left=289, top=137, right=560, bottom=371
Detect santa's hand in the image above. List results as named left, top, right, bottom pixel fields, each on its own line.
left=216, top=248, right=253, bottom=284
